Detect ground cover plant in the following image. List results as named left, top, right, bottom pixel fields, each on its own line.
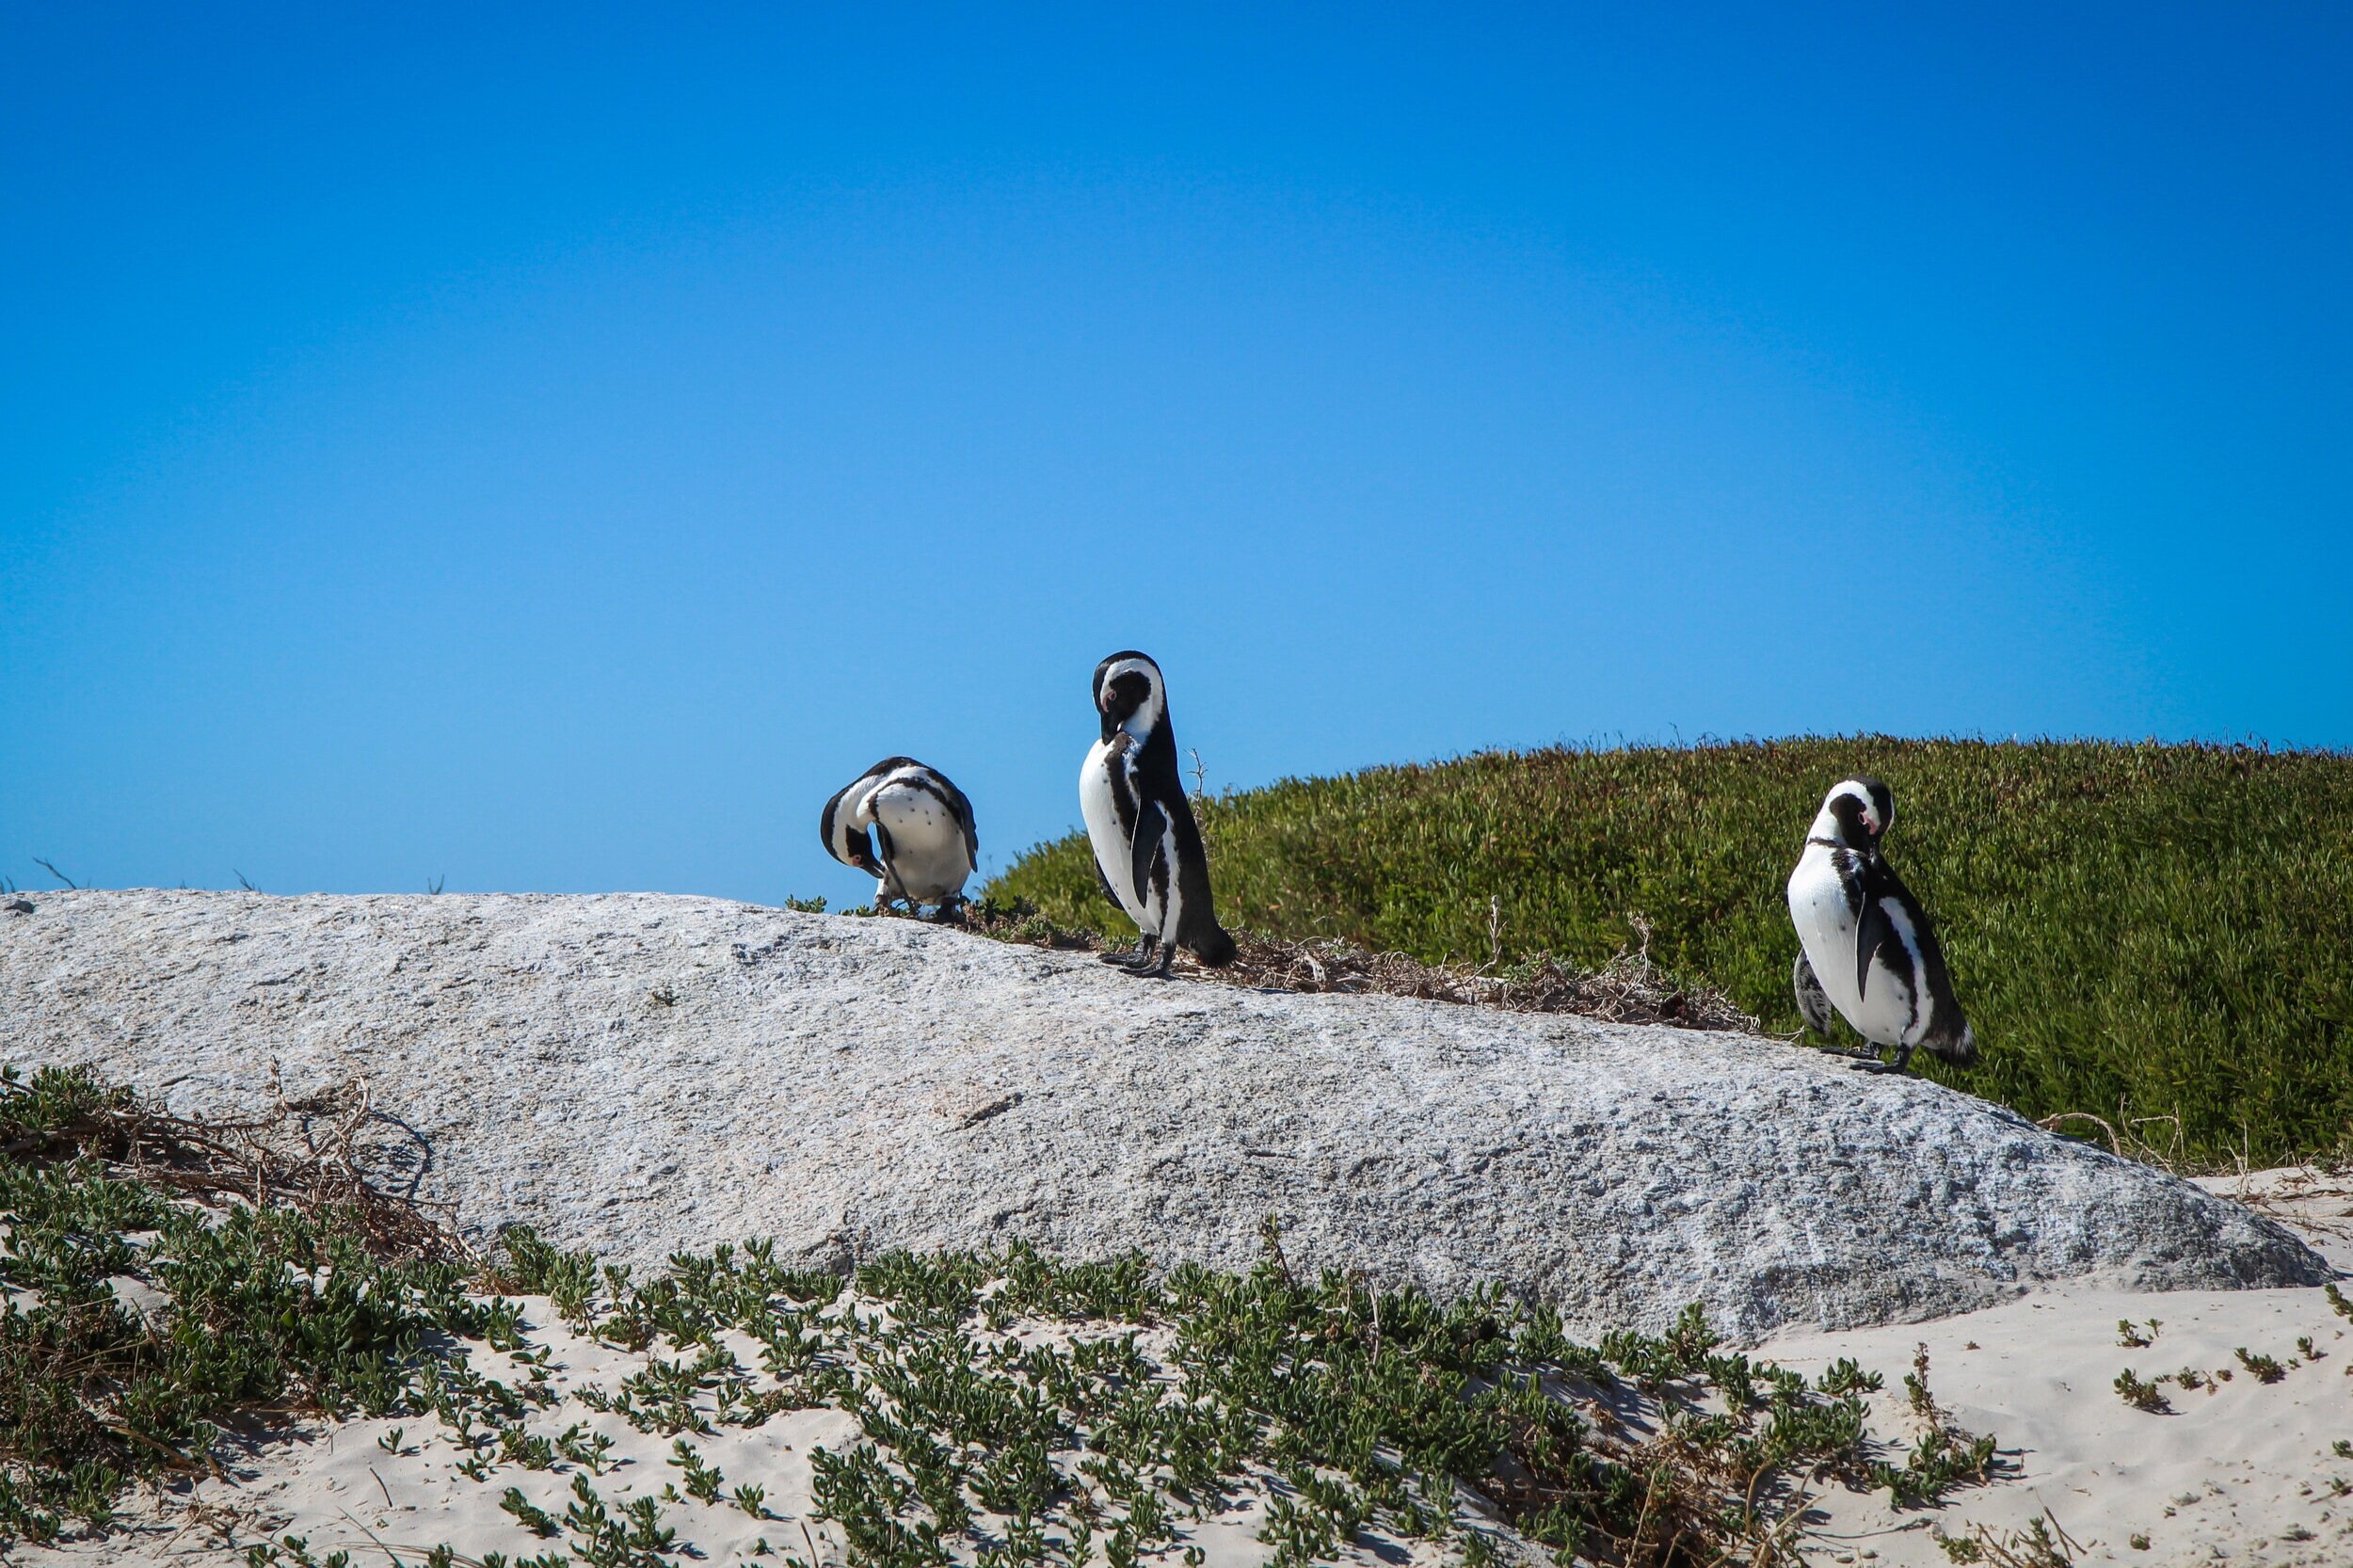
left=985, top=739, right=2353, bottom=1167
left=0, top=1066, right=1998, bottom=1566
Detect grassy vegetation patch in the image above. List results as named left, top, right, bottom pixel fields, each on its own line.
left=985, top=739, right=2353, bottom=1166
left=1, top=1067, right=1998, bottom=1566
left=0, top=1066, right=497, bottom=1545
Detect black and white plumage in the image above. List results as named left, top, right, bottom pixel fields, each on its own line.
left=1786, top=776, right=1977, bottom=1074
left=1791, top=949, right=1836, bottom=1038
left=820, top=757, right=978, bottom=917
left=1078, top=651, right=1236, bottom=977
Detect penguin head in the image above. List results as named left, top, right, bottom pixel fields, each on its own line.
left=820, top=762, right=904, bottom=876
left=1813, top=776, right=1895, bottom=851
left=1093, top=651, right=1166, bottom=743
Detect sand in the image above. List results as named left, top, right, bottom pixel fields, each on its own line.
left=1762, top=1169, right=2353, bottom=1567
left=17, top=1304, right=1466, bottom=1568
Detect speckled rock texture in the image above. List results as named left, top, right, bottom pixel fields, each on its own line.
left=0, top=890, right=2329, bottom=1337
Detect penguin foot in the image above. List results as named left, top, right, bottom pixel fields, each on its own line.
left=1100, top=934, right=1158, bottom=969
left=1814, top=1043, right=1883, bottom=1064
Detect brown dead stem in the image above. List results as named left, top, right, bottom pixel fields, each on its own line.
left=1214, top=921, right=1760, bottom=1032
left=3, top=1074, right=470, bottom=1265
left=942, top=900, right=1762, bottom=1030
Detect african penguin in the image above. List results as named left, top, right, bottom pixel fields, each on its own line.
left=820, top=757, right=979, bottom=918
left=1785, top=776, right=1977, bottom=1074
left=1079, top=651, right=1236, bottom=977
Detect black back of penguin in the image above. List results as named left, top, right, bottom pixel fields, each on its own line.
left=1863, top=851, right=1977, bottom=1064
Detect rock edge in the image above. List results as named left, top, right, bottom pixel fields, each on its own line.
left=0, top=889, right=2329, bottom=1338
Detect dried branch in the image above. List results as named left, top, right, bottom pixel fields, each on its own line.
left=951, top=900, right=1757, bottom=1029
left=2, top=1073, right=470, bottom=1264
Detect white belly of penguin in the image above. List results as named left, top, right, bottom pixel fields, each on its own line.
left=1079, top=742, right=1149, bottom=927
left=1787, top=846, right=1920, bottom=1048
left=868, top=784, right=971, bottom=903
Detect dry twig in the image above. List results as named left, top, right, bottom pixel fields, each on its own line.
left=3, top=1073, right=470, bottom=1263
left=952, top=901, right=1757, bottom=1029
left=1214, top=920, right=1759, bottom=1031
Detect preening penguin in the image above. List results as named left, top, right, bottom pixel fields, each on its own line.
left=821, top=758, right=979, bottom=917
left=1079, top=651, right=1236, bottom=977
left=1785, top=776, right=1977, bottom=1074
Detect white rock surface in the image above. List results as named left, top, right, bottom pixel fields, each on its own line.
left=0, top=890, right=2328, bottom=1337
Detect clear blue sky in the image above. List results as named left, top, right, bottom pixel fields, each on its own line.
left=4, top=5, right=2347, bottom=906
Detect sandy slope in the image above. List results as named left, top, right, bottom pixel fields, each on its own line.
left=9, top=1175, right=2343, bottom=1568
left=1762, top=1170, right=2353, bottom=1567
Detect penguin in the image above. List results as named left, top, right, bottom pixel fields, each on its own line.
left=1791, top=949, right=1836, bottom=1039
left=820, top=758, right=979, bottom=917
left=1785, top=776, right=1977, bottom=1075
left=1078, top=651, right=1236, bottom=977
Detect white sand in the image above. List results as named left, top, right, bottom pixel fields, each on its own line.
left=22, top=1304, right=1465, bottom=1568
left=1765, top=1169, right=2353, bottom=1567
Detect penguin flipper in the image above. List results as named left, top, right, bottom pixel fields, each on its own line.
left=934, top=770, right=980, bottom=867
left=872, top=823, right=916, bottom=909
left=1129, top=797, right=1170, bottom=929
left=1854, top=888, right=1891, bottom=1001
